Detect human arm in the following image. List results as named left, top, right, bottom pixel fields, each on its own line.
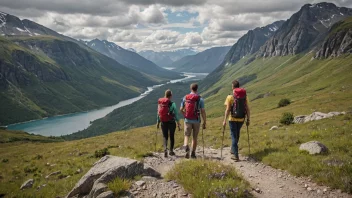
left=156, top=114, right=160, bottom=129
left=223, top=98, right=231, bottom=128
left=172, top=102, right=181, bottom=130
left=200, top=99, right=207, bottom=129
left=201, top=108, right=207, bottom=129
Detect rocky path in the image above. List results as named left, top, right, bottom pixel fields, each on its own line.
left=141, top=147, right=351, bottom=198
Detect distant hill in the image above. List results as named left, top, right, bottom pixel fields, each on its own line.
left=0, top=12, right=157, bottom=125
left=169, top=46, right=231, bottom=73
left=139, top=48, right=197, bottom=67
left=83, top=39, right=180, bottom=80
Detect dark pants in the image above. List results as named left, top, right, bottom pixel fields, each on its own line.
left=229, top=121, right=244, bottom=157
left=161, top=121, right=176, bottom=151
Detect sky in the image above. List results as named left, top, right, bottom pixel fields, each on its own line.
left=1, top=0, right=352, bottom=52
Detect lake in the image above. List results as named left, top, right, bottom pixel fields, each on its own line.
left=7, top=73, right=208, bottom=136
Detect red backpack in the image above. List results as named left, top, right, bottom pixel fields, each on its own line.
left=231, top=88, right=247, bottom=118
left=158, top=98, right=174, bottom=122
left=184, top=94, right=201, bottom=120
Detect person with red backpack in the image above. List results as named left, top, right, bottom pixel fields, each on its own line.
left=180, top=83, right=206, bottom=159
left=222, top=80, right=251, bottom=161
left=157, top=89, right=181, bottom=158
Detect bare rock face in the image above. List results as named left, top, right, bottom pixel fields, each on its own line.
left=66, top=155, right=147, bottom=198
left=299, top=141, right=328, bottom=155
left=258, top=3, right=352, bottom=57
left=315, top=25, right=352, bottom=58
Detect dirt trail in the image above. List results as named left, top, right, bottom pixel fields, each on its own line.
left=142, top=147, right=351, bottom=198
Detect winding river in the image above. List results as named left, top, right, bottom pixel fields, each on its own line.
left=7, top=73, right=208, bottom=136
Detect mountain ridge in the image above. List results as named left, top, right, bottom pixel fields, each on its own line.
left=258, top=2, right=352, bottom=57
left=83, top=39, right=180, bottom=80
left=168, top=46, right=231, bottom=73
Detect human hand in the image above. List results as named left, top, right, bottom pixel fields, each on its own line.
left=202, top=122, right=206, bottom=129
left=177, top=123, right=181, bottom=131
left=222, top=120, right=227, bottom=128
left=246, top=120, right=250, bottom=127
left=156, top=123, right=160, bottom=129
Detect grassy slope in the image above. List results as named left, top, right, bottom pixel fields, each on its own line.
left=1, top=46, right=352, bottom=196
left=0, top=36, right=157, bottom=125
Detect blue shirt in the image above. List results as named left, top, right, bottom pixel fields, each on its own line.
left=180, top=93, right=205, bottom=123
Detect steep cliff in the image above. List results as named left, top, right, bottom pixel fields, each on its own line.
left=258, top=3, right=352, bottom=57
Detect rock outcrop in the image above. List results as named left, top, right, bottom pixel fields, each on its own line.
left=66, top=155, right=160, bottom=198
left=293, top=111, right=345, bottom=124
left=315, top=17, right=352, bottom=58
left=299, top=141, right=328, bottom=154
left=258, top=3, right=352, bottom=57
left=20, top=179, right=34, bottom=190
left=224, top=21, right=284, bottom=65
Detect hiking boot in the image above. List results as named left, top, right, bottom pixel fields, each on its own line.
left=185, top=145, right=190, bottom=159
left=169, top=151, right=175, bottom=156
left=185, top=152, right=190, bottom=159
left=191, top=151, right=197, bottom=159
left=231, top=156, right=239, bottom=162
left=164, top=150, right=168, bottom=158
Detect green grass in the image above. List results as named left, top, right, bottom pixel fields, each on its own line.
left=107, top=178, right=132, bottom=197
left=0, top=129, right=63, bottom=143
left=166, top=160, right=252, bottom=198
left=330, top=16, right=352, bottom=34
left=198, top=53, right=352, bottom=193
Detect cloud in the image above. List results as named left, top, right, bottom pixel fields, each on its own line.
left=0, top=0, right=352, bottom=52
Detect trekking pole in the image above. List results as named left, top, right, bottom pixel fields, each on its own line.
left=155, top=127, right=158, bottom=152
left=247, top=125, right=251, bottom=156
left=220, top=125, right=225, bottom=160
left=201, top=127, right=205, bottom=159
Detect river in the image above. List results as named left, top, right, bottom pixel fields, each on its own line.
left=7, top=73, right=208, bottom=136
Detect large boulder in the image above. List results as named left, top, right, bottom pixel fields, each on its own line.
left=293, top=111, right=345, bottom=124
left=20, top=179, right=34, bottom=190
left=299, top=141, right=328, bottom=155
left=66, top=155, right=146, bottom=198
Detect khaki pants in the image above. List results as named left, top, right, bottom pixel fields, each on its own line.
left=184, top=122, right=200, bottom=139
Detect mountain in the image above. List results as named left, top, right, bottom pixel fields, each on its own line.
left=138, top=48, right=198, bottom=67
left=83, top=39, right=180, bottom=80
left=315, top=16, right=352, bottom=58
left=201, top=20, right=284, bottom=90
left=0, top=12, right=157, bottom=125
left=224, top=20, right=285, bottom=65
left=258, top=2, right=352, bottom=57
left=168, top=46, right=231, bottom=73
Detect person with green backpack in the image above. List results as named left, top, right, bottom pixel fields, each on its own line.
left=157, top=89, right=181, bottom=158
left=222, top=80, right=251, bottom=161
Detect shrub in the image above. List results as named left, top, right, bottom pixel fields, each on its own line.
left=33, top=154, right=43, bottom=160
left=108, top=178, right=132, bottom=197
left=94, top=148, right=110, bottom=158
left=280, top=112, right=294, bottom=125
left=24, top=166, right=38, bottom=173
left=278, top=98, right=291, bottom=107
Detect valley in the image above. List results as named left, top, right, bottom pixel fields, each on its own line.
left=7, top=73, right=207, bottom=137
left=0, top=2, right=352, bottom=198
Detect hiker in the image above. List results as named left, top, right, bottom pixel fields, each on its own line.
left=180, top=83, right=206, bottom=159
left=157, top=89, right=181, bottom=158
left=222, top=80, right=250, bottom=161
